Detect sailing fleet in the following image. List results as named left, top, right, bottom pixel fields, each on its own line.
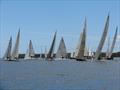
left=3, top=14, right=118, bottom=61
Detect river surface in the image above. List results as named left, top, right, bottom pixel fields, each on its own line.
left=0, top=59, right=120, bottom=90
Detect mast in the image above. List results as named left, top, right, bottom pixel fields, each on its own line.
left=76, top=18, right=87, bottom=59
left=95, top=14, right=109, bottom=60
left=108, top=27, right=118, bottom=58
left=12, top=29, right=20, bottom=59
left=3, top=37, right=12, bottom=60
left=56, top=37, right=67, bottom=58
left=47, top=31, right=57, bottom=58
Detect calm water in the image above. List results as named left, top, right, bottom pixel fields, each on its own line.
left=0, top=59, right=120, bottom=90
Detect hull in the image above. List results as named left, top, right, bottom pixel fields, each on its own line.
left=54, top=58, right=69, bottom=60
left=45, top=57, right=55, bottom=61
left=4, top=59, right=19, bottom=62
left=106, top=57, right=113, bottom=60
left=76, top=58, right=86, bottom=61
left=70, top=57, right=86, bottom=61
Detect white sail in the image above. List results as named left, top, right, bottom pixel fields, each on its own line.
left=25, top=40, right=35, bottom=59
left=75, top=18, right=87, bottom=59
left=106, top=37, right=110, bottom=58
left=108, top=27, right=118, bottom=58
left=11, top=29, right=20, bottom=59
left=56, top=37, right=67, bottom=58
left=84, top=46, right=89, bottom=56
left=95, top=14, right=109, bottom=60
left=3, top=37, right=12, bottom=60
left=29, top=40, right=35, bottom=57
left=47, top=31, right=57, bottom=59
left=25, top=49, right=30, bottom=59
left=44, top=46, right=47, bottom=58
left=74, top=32, right=83, bottom=57
left=88, top=49, right=94, bottom=57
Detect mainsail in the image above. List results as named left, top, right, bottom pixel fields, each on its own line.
left=108, top=27, right=118, bottom=58
left=25, top=40, right=35, bottom=59
left=56, top=37, right=67, bottom=58
left=84, top=46, right=89, bottom=56
left=11, top=29, right=20, bottom=59
left=47, top=31, right=57, bottom=58
left=106, top=37, right=110, bottom=58
left=74, top=32, right=83, bottom=58
left=95, top=15, right=109, bottom=60
left=44, top=46, right=47, bottom=58
left=75, top=18, right=87, bottom=59
left=3, top=37, right=12, bottom=60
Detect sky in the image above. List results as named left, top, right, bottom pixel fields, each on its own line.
left=0, top=0, right=120, bottom=57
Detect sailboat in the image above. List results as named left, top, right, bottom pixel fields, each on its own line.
left=46, top=31, right=57, bottom=60
left=107, top=27, right=118, bottom=60
left=11, top=29, right=20, bottom=60
left=3, top=37, right=12, bottom=60
left=56, top=37, right=67, bottom=59
left=95, top=14, right=109, bottom=60
left=25, top=40, right=35, bottom=59
left=74, top=18, right=87, bottom=61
